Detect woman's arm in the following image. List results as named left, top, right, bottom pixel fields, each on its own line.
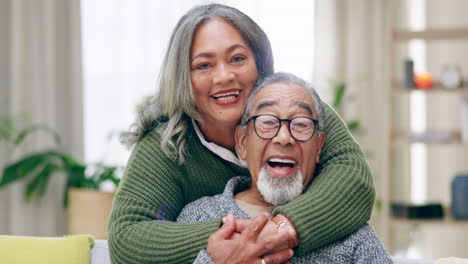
left=108, top=129, right=294, bottom=264
left=272, top=102, right=375, bottom=256
left=108, top=132, right=222, bottom=264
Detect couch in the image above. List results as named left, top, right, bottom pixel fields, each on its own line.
left=91, top=240, right=435, bottom=264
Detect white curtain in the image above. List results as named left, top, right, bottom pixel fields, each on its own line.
left=314, top=0, right=390, bottom=244
left=0, top=0, right=83, bottom=236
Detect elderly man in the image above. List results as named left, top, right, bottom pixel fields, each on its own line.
left=177, top=72, right=392, bottom=263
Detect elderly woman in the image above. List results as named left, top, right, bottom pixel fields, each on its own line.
left=109, top=4, right=375, bottom=264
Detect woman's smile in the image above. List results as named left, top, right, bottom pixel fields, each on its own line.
left=211, top=88, right=242, bottom=105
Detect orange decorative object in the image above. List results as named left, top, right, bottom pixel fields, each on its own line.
left=414, top=72, right=433, bottom=89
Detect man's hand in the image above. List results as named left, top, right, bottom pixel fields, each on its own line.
left=236, top=214, right=298, bottom=252
left=206, top=213, right=294, bottom=264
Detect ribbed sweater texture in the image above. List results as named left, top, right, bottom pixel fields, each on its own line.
left=108, top=103, right=375, bottom=264
left=177, top=176, right=392, bottom=264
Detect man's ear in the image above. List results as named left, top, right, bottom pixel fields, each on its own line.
left=235, top=125, right=247, bottom=160
left=315, top=132, right=326, bottom=164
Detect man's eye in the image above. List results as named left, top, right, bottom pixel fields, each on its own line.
left=295, top=122, right=309, bottom=128
left=232, top=56, right=245, bottom=63
left=293, top=121, right=313, bottom=132
left=261, top=121, right=278, bottom=127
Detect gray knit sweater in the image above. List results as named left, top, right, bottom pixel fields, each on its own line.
left=177, top=176, right=392, bottom=264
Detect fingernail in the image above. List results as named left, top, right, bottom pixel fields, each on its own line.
left=252, top=224, right=259, bottom=231
left=222, top=217, right=227, bottom=223
left=289, top=249, right=294, bottom=257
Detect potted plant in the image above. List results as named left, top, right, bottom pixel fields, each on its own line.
left=0, top=115, right=122, bottom=238
left=330, top=80, right=361, bottom=132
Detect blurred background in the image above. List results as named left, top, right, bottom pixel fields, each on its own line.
left=1, top=0, right=467, bottom=260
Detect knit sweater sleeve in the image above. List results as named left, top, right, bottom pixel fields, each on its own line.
left=108, top=131, right=222, bottom=264
left=272, top=102, right=376, bottom=256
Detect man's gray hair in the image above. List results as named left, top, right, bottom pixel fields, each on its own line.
left=120, top=4, right=274, bottom=162
left=241, top=72, right=325, bottom=132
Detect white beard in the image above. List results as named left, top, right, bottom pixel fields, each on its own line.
left=256, top=165, right=304, bottom=206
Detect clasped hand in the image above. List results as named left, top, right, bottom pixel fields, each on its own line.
left=206, top=212, right=295, bottom=264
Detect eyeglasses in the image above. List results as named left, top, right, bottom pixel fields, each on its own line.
left=245, top=114, right=319, bottom=142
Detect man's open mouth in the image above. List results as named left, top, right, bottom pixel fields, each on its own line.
left=267, top=158, right=296, bottom=168
left=266, top=158, right=297, bottom=177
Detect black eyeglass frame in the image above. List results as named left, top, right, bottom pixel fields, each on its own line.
left=244, top=114, right=319, bottom=142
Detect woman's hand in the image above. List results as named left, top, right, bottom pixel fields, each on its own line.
left=235, top=214, right=298, bottom=252
left=206, top=213, right=294, bottom=264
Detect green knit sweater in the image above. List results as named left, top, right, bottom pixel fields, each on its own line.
left=108, top=103, right=375, bottom=264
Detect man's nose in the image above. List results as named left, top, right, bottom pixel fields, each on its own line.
left=271, top=123, right=295, bottom=145
left=213, top=64, right=235, bottom=85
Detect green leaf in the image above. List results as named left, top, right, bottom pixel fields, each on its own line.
left=65, top=164, right=86, bottom=188
left=0, top=152, right=52, bottom=188
left=102, top=167, right=120, bottom=187
left=0, top=117, right=16, bottom=143
left=24, top=163, right=59, bottom=202
left=60, top=154, right=85, bottom=169
left=63, top=162, right=86, bottom=207
left=332, top=82, right=346, bottom=109
left=14, top=124, right=61, bottom=146
left=347, top=120, right=360, bottom=132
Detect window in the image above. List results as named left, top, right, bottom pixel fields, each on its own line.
left=81, top=0, right=315, bottom=165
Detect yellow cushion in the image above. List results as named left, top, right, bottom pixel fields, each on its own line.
left=436, top=258, right=468, bottom=264
left=0, top=235, right=94, bottom=264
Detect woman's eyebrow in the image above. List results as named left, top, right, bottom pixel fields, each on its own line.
left=192, top=44, right=248, bottom=61
left=191, top=52, right=215, bottom=62
left=226, top=44, right=247, bottom=54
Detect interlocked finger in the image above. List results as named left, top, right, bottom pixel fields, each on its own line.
left=243, top=213, right=269, bottom=240
left=261, top=248, right=293, bottom=264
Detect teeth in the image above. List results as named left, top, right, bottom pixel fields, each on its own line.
left=268, top=158, right=296, bottom=164
left=212, top=90, right=240, bottom=99
left=217, top=96, right=236, bottom=101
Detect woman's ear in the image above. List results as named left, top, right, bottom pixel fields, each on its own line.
left=235, top=125, right=247, bottom=160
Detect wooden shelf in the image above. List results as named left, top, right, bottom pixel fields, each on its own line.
left=393, top=28, right=468, bottom=41
left=391, top=216, right=468, bottom=226
left=391, top=131, right=468, bottom=146
left=392, top=82, right=468, bottom=96
left=391, top=207, right=468, bottom=226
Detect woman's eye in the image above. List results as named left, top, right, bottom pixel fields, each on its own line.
left=196, top=63, right=209, bottom=70
left=232, top=56, right=245, bottom=63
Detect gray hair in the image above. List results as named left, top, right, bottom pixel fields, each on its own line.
left=240, top=72, right=325, bottom=133
left=120, top=4, right=274, bottom=162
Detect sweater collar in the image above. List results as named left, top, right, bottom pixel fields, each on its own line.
left=192, top=120, right=247, bottom=168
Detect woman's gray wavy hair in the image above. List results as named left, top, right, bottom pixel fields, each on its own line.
left=240, top=72, right=325, bottom=132
left=120, top=4, right=274, bottom=163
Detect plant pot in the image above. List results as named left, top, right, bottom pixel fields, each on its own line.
left=67, top=188, right=114, bottom=239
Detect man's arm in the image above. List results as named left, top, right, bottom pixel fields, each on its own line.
left=272, top=102, right=375, bottom=256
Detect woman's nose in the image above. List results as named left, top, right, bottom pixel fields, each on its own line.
left=213, top=64, right=235, bottom=85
